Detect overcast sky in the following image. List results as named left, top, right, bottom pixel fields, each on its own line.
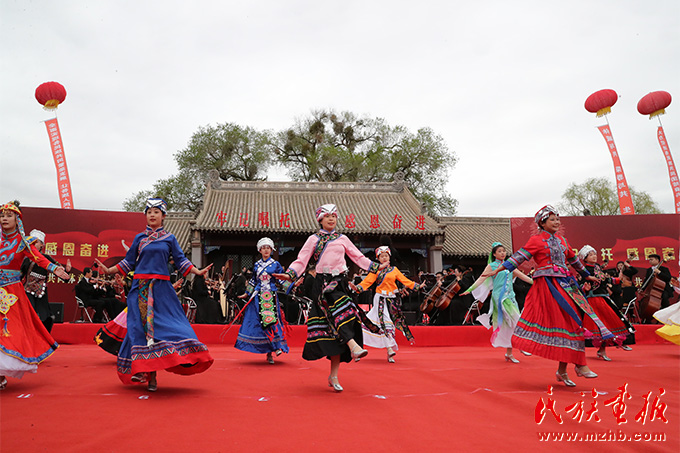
left=1, top=0, right=678, bottom=217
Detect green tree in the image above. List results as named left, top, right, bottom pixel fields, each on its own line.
left=124, top=123, right=273, bottom=212
left=559, top=177, right=663, bottom=215
left=274, top=110, right=458, bottom=215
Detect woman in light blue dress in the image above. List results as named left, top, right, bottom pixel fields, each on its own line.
left=464, top=242, right=533, bottom=363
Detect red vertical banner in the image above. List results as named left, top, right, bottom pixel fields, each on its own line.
left=597, top=125, right=635, bottom=215
left=657, top=126, right=680, bottom=213
left=44, top=118, right=74, bottom=209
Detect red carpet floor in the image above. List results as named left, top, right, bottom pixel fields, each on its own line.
left=1, top=340, right=677, bottom=452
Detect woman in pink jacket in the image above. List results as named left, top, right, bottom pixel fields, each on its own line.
left=280, top=204, right=384, bottom=392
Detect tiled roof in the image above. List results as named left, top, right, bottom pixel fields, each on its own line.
left=439, top=217, right=512, bottom=257
left=164, top=212, right=195, bottom=253
left=194, top=179, right=442, bottom=236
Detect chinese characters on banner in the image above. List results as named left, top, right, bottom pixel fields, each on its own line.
left=657, top=127, right=680, bottom=214
left=597, top=125, right=635, bottom=215
left=215, top=211, right=429, bottom=230
left=42, top=239, right=114, bottom=285
left=44, top=118, right=74, bottom=209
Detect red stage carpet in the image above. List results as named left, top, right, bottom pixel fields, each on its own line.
left=50, top=323, right=670, bottom=347
left=1, top=334, right=677, bottom=452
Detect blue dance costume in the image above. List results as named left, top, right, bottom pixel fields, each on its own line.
left=114, top=226, right=213, bottom=384
left=235, top=258, right=289, bottom=354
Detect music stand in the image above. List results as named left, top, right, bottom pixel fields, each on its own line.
left=462, top=301, right=481, bottom=325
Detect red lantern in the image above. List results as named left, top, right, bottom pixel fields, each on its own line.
left=585, top=89, right=618, bottom=117
left=637, top=91, right=672, bottom=118
left=35, top=81, right=67, bottom=110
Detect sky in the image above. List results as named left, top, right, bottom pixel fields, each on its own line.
left=1, top=0, right=679, bottom=217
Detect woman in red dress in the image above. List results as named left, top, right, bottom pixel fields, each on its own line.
left=0, top=201, right=69, bottom=390
left=485, top=205, right=613, bottom=387
left=577, top=245, right=634, bottom=361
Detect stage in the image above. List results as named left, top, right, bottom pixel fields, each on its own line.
left=2, top=323, right=678, bottom=452
left=49, top=322, right=671, bottom=347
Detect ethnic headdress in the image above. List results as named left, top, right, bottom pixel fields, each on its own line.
left=375, top=245, right=391, bottom=257
left=29, top=229, right=46, bottom=243
left=1, top=200, right=37, bottom=259
left=316, top=203, right=338, bottom=222
left=578, top=245, right=596, bottom=261
left=145, top=197, right=168, bottom=215
left=534, top=204, right=559, bottom=226
left=1, top=201, right=22, bottom=218
left=488, top=241, right=504, bottom=264
left=256, top=237, right=276, bottom=252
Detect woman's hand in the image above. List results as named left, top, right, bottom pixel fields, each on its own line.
left=481, top=267, right=501, bottom=278
left=272, top=273, right=291, bottom=281
left=94, top=259, right=110, bottom=275
left=348, top=281, right=359, bottom=293
left=54, top=266, right=69, bottom=280
left=194, top=263, right=214, bottom=276
left=65, top=258, right=72, bottom=273
left=237, top=293, right=248, bottom=299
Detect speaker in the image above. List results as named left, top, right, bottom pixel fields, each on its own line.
left=49, top=302, right=64, bottom=323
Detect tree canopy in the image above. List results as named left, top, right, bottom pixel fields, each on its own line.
left=274, top=110, right=457, bottom=215
left=125, top=111, right=458, bottom=215
left=558, top=177, right=663, bottom=216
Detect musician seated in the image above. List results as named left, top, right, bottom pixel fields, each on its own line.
left=644, top=254, right=673, bottom=309
left=448, top=265, right=475, bottom=325
left=617, top=260, right=638, bottom=310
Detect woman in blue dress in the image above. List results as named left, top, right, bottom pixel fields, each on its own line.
left=235, top=237, right=289, bottom=364
left=96, top=198, right=214, bottom=392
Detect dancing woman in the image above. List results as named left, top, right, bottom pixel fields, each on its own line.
left=96, top=198, right=214, bottom=392
left=485, top=206, right=613, bottom=387
left=354, top=246, right=420, bottom=363
left=0, top=201, right=69, bottom=390
left=279, top=204, right=383, bottom=392
left=21, top=229, right=71, bottom=332
left=577, top=245, right=634, bottom=361
left=463, top=242, right=533, bottom=363
left=234, top=237, right=289, bottom=364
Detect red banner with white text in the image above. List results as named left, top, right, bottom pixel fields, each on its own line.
left=44, top=117, right=74, bottom=209
left=657, top=126, right=680, bottom=213
left=597, top=125, right=635, bottom=215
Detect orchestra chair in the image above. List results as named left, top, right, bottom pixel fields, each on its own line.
left=622, top=297, right=641, bottom=324
left=462, top=301, right=482, bottom=325
left=73, top=296, right=94, bottom=323
left=184, top=297, right=197, bottom=323
left=297, top=296, right=312, bottom=325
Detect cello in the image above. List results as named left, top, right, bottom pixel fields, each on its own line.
left=420, top=283, right=442, bottom=314
left=435, top=268, right=472, bottom=310
left=637, top=254, right=672, bottom=322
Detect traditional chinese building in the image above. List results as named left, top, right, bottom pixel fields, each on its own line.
left=188, top=176, right=446, bottom=278
left=439, top=216, right=513, bottom=271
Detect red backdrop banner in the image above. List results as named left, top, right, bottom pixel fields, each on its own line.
left=44, top=118, right=74, bottom=209
left=21, top=207, right=145, bottom=321
left=510, top=214, right=679, bottom=284
left=597, top=125, right=636, bottom=215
